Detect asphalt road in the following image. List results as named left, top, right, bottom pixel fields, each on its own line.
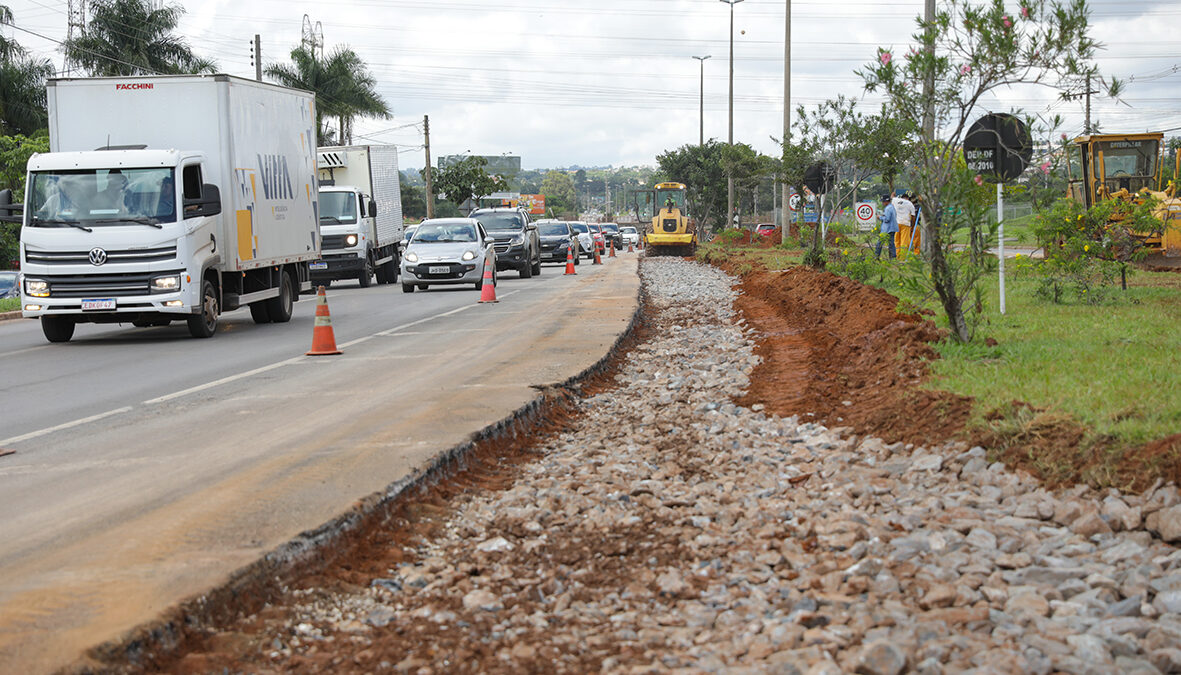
left=0, top=254, right=640, bottom=673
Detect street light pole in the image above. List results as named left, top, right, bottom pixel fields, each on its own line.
left=720, top=0, right=743, bottom=229
left=693, top=55, right=711, bottom=145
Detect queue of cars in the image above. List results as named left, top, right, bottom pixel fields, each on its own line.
left=396, top=207, right=635, bottom=294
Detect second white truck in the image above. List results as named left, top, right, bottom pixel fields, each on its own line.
left=315, top=145, right=404, bottom=287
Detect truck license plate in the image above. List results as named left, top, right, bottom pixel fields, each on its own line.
left=310, top=261, right=328, bottom=270
left=428, top=266, right=449, bottom=274
left=81, top=298, right=116, bottom=311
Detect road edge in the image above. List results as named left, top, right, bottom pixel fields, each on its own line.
left=77, top=259, right=647, bottom=673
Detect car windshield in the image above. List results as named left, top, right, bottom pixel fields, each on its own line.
left=569, top=222, right=589, bottom=234
left=412, top=223, right=478, bottom=243
left=403, top=226, right=417, bottom=242
left=600, top=224, right=619, bottom=234
left=589, top=225, right=602, bottom=234
left=538, top=222, right=569, bottom=236
left=0, top=273, right=16, bottom=294
left=28, top=167, right=177, bottom=225
left=621, top=227, right=637, bottom=234
left=319, top=191, right=358, bottom=223
left=475, top=212, right=525, bottom=231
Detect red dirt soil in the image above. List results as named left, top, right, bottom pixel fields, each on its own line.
left=729, top=265, right=973, bottom=448
left=721, top=258, right=1181, bottom=493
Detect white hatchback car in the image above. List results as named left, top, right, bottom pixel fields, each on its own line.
left=400, top=218, right=497, bottom=292
left=619, top=226, right=640, bottom=248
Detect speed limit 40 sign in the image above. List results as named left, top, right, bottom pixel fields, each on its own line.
left=855, top=202, right=877, bottom=231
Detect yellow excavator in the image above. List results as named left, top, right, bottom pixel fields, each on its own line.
left=633, top=182, right=696, bottom=256
left=1067, top=132, right=1181, bottom=257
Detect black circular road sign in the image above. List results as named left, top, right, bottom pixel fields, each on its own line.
left=963, top=113, right=1033, bottom=183
left=803, top=161, right=837, bottom=194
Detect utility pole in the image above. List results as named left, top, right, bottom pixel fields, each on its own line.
left=693, top=55, right=711, bottom=145
left=253, top=34, right=262, bottom=82
left=721, top=0, right=744, bottom=230
left=423, top=115, right=435, bottom=219
left=1085, top=74, right=1092, bottom=134
left=922, top=0, right=935, bottom=142
left=781, top=0, right=790, bottom=240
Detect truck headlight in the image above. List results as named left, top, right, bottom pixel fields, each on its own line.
left=345, top=234, right=358, bottom=246
left=150, top=274, right=182, bottom=292
left=405, top=252, right=418, bottom=263
left=25, top=279, right=49, bottom=297
left=461, top=250, right=476, bottom=261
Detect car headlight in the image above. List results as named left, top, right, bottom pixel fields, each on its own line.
left=510, top=235, right=525, bottom=246
left=405, top=252, right=418, bottom=263
left=345, top=234, right=359, bottom=246
left=461, top=250, right=476, bottom=261
left=25, top=279, right=49, bottom=297
left=150, top=274, right=182, bottom=293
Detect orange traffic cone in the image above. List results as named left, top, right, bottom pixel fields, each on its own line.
left=478, top=255, right=498, bottom=303
left=564, top=245, right=576, bottom=275
left=609, top=238, right=616, bottom=258
left=627, top=239, right=634, bottom=253
left=306, top=286, right=341, bottom=356
left=593, top=241, right=603, bottom=265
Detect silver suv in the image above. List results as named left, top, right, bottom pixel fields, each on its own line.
left=470, top=207, right=542, bottom=278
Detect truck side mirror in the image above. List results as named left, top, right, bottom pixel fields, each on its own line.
left=184, top=184, right=222, bottom=218
left=0, top=189, right=22, bottom=224
left=368, top=199, right=378, bottom=218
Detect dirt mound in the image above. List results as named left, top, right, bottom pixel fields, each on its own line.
left=731, top=265, right=973, bottom=447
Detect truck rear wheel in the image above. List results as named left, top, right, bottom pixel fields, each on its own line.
left=41, top=316, right=75, bottom=343
left=249, top=302, right=272, bottom=324
left=187, top=279, right=218, bottom=338
left=265, top=271, right=294, bottom=323
left=380, top=258, right=398, bottom=284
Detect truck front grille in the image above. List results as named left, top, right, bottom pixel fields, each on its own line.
left=25, top=245, right=177, bottom=266
left=39, top=271, right=176, bottom=298
left=321, top=234, right=350, bottom=250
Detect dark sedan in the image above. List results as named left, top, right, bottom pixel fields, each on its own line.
left=600, top=222, right=622, bottom=251
left=535, top=220, right=581, bottom=265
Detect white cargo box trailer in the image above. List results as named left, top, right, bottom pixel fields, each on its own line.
left=20, top=74, right=321, bottom=342
left=315, top=145, right=404, bottom=286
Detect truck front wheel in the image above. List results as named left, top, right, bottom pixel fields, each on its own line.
left=358, top=256, right=374, bottom=288
left=265, top=271, right=294, bottom=323
left=41, top=316, right=75, bottom=343
left=187, top=279, right=219, bottom=338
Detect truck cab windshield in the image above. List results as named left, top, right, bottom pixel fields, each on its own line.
left=319, top=191, right=358, bottom=224
left=28, top=168, right=177, bottom=226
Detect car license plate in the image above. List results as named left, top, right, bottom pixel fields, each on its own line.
left=310, top=261, right=328, bottom=270
left=81, top=298, right=115, bottom=311
left=428, top=265, right=450, bottom=274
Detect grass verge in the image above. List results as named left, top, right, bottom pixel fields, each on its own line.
left=0, top=297, right=20, bottom=312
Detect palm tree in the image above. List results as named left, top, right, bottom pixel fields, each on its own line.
left=63, top=0, right=215, bottom=76
left=0, top=4, right=55, bottom=135
left=266, top=44, right=389, bottom=145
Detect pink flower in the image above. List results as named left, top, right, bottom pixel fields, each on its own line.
left=1002, top=15, right=1012, bottom=28
left=1061, top=133, right=1069, bottom=141
left=1040, top=160, right=1052, bottom=175
left=1021, top=6, right=1030, bottom=18
left=960, top=64, right=971, bottom=75
left=974, top=174, right=984, bottom=186
left=880, top=51, right=892, bottom=65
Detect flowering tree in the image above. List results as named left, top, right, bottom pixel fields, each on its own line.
left=860, top=0, right=1117, bottom=342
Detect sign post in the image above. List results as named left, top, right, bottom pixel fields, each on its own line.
left=855, top=201, right=877, bottom=231
left=964, top=113, right=1031, bottom=316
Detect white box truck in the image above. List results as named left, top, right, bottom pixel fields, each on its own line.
left=315, top=145, right=404, bottom=286
left=18, top=74, right=320, bottom=342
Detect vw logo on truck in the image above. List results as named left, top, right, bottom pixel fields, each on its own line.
left=88, top=248, right=108, bottom=266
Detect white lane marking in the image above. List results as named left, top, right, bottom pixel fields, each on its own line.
left=0, top=406, right=134, bottom=446
left=3, top=289, right=530, bottom=445
left=143, top=359, right=300, bottom=405
left=0, top=344, right=51, bottom=358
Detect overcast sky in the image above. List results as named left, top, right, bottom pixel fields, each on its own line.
left=5, top=0, right=1180, bottom=169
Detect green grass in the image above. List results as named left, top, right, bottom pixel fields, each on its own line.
left=926, top=266, right=1181, bottom=447
left=948, top=213, right=1038, bottom=246
left=0, top=297, right=19, bottom=312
